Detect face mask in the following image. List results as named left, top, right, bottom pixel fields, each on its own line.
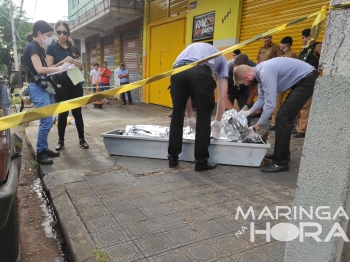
left=41, top=35, right=52, bottom=46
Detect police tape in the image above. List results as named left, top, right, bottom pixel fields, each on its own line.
left=1, top=3, right=349, bottom=131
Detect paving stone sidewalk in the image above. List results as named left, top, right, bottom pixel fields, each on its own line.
left=25, top=103, right=303, bottom=262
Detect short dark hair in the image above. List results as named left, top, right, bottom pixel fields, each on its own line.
left=233, top=49, right=241, bottom=55
left=103, top=61, right=107, bottom=65
left=94, top=63, right=99, bottom=67
left=280, top=36, right=293, bottom=46
left=302, top=29, right=311, bottom=37
left=233, top=54, right=249, bottom=67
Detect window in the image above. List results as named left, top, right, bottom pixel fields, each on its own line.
left=72, top=0, right=79, bottom=8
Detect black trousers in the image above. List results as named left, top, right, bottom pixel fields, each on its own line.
left=272, top=72, right=318, bottom=165
left=55, top=79, right=85, bottom=140
left=168, top=65, right=216, bottom=164
left=121, top=82, right=133, bottom=104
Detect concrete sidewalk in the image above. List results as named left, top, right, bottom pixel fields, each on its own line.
left=26, top=101, right=303, bottom=262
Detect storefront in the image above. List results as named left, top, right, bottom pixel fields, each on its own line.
left=102, top=35, right=115, bottom=87
left=122, top=27, right=142, bottom=103
left=144, top=0, right=242, bottom=107
left=239, top=0, right=329, bottom=61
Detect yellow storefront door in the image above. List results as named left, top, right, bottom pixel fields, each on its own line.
left=149, top=19, right=186, bottom=107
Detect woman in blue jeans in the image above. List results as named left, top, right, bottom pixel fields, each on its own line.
left=23, top=20, right=71, bottom=165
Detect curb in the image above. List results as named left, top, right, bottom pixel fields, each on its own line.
left=25, top=133, right=97, bottom=262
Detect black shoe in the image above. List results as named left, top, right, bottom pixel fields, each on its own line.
left=267, top=125, right=275, bottom=131
left=195, top=162, right=217, bottom=172
left=46, top=149, right=60, bottom=157
left=37, top=151, right=53, bottom=165
left=129, top=102, right=133, bottom=105
left=168, top=114, right=172, bottom=117
left=261, top=163, right=289, bottom=173
left=169, top=160, right=178, bottom=168
left=264, top=154, right=290, bottom=161
left=55, top=140, right=64, bottom=151
left=291, top=129, right=297, bottom=134
left=122, top=103, right=126, bottom=105
left=80, top=138, right=89, bottom=149
left=293, top=132, right=305, bottom=138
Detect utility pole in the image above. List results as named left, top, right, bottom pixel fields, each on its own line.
left=284, top=1, right=350, bottom=261
left=10, top=0, right=19, bottom=71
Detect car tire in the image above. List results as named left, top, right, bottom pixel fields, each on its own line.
left=0, top=195, right=19, bottom=262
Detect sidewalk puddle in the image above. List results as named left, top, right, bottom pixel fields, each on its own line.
left=32, top=178, right=71, bottom=262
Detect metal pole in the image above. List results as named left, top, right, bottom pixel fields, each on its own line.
left=10, top=0, right=19, bottom=71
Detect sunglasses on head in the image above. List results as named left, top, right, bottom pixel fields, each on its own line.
left=56, top=30, right=68, bottom=36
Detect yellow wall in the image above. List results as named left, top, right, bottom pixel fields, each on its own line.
left=186, top=0, right=243, bottom=57
left=143, top=0, right=244, bottom=106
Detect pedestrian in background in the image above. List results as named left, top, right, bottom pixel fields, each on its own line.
left=99, top=61, right=111, bottom=91
left=293, top=28, right=322, bottom=138
left=23, top=20, right=71, bottom=164
left=118, top=62, right=133, bottom=105
left=46, top=21, right=89, bottom=151
left=90, top=63, right=100, bottom=93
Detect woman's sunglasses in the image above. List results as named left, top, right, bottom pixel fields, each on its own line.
left=56, top=30, right=68, bottom=36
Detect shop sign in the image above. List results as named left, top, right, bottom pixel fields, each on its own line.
left=192, top=12, right=215, bottom=41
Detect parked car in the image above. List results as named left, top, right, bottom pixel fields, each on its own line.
left=0, top=71, right=23, bottom=262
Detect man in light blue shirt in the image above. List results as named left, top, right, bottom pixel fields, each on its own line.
left=118, top=62, right=133, bottom=105
left=168, top=42, right=228, bottom=172
left=234, top=57, right=318, bottom=172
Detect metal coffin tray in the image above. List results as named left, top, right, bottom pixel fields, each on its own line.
left=101, top=129, right=270, bottom=167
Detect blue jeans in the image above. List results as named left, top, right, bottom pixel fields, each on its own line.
left=99, top=82, right=110, bottom=91
left=28, top=82, right=55, bottom=153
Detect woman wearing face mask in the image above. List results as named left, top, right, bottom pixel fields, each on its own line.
left=46, top=21, right=89, bottom=151
left=23, top=20, right=71, bottom=165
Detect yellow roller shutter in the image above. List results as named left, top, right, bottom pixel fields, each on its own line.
left=149, top=0, right=168, bottom=22
left=169, top=0, right=188, bottom=17
left=240, top=0, right=329, bottom=62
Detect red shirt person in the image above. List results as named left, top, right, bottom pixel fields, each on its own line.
left=99, top=61, right=111, bottom=90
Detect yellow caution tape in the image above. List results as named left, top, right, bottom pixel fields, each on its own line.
left=1, top=3, right=350, bottom=131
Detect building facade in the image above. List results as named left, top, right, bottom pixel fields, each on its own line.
left=68, top=0, right=329, bottom=107
left=68, top=0, right=144, bottom=102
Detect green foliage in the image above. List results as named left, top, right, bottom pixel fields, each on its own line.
left=93, top=248, right=109, bottom=262
left=0, top=0, right=32, bottom=72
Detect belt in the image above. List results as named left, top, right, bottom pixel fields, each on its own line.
left=304, top=70, right=319, bottom=78
left=173, top=62, right=210, bottom=70
left=173, top=62, right=193, bottom=69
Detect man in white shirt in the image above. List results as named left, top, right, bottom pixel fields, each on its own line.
left=89, top=63, right=100, bottom=92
